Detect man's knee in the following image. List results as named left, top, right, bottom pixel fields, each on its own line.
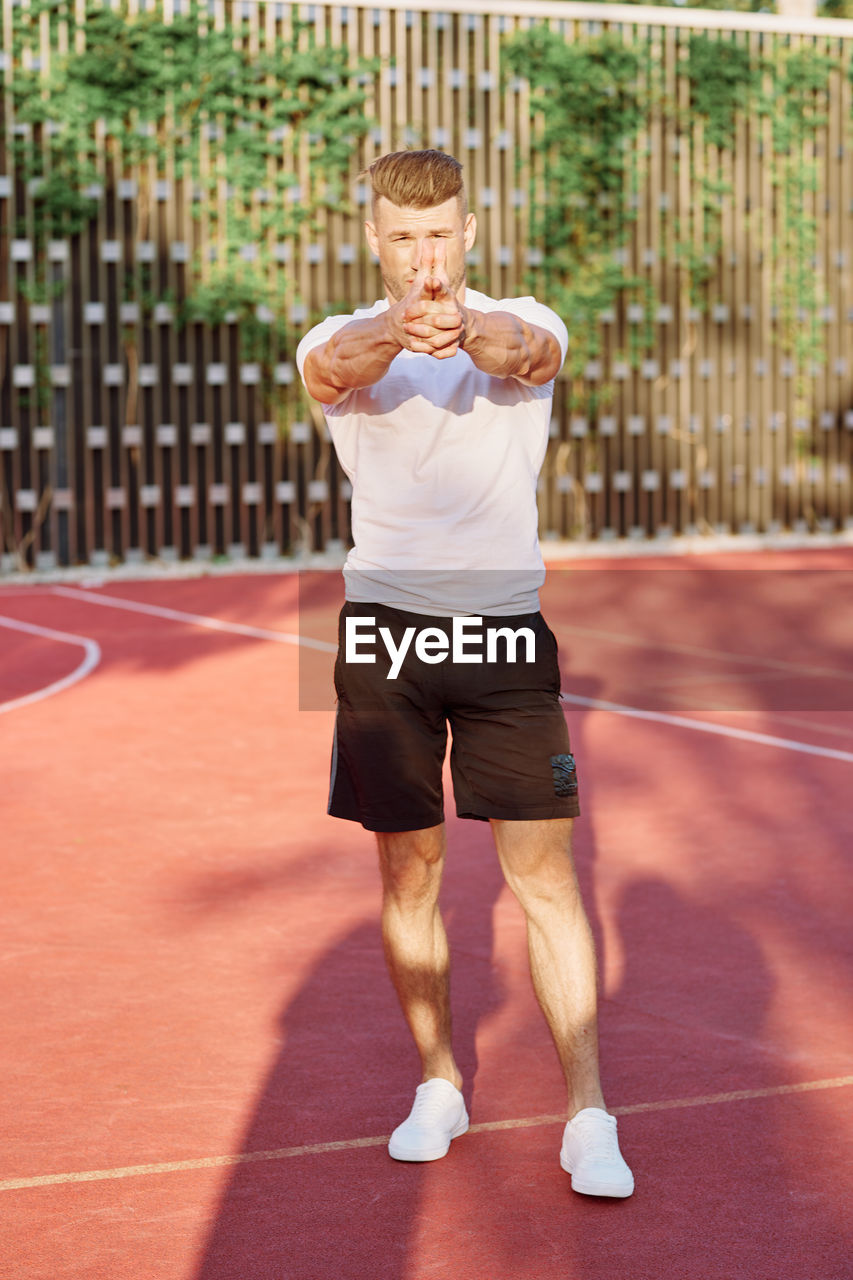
left=491, top=818, right=581, bottom=910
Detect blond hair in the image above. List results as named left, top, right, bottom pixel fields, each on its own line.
left=363, top=150, right=467, bottom=217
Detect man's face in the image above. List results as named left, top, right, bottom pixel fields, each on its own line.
left=365, top=195, right=477, bottom=303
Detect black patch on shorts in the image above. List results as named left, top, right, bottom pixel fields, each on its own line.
left=550, top=753, right=578, bottom=798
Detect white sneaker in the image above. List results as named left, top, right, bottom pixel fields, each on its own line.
left=388, top=1079, right=469, bottom=1162
left=560, top=1107, right=634, bottom=1197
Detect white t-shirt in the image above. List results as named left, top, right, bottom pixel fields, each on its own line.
left=296, top=288, right=568, bottom=615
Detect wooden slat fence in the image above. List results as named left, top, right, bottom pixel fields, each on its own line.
left=2, top=0, right=853, bottom=569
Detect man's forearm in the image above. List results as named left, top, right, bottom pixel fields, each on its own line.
left=304, top=313, right=403, bottom=403
left=460, top=308, right=562, bottom=386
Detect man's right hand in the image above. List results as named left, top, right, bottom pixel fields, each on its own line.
left=390, top=241, right=464, bottom=360
left=303, top=242, right=464, bottom=403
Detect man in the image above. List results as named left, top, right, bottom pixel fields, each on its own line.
left=296, top=150, right=633, bottom=1197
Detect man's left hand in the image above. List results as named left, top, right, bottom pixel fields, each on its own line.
left=402, top=241, right=465, bottom=359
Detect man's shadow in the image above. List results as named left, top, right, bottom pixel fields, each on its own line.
left=191, top=679, right=606, bottom=1280
left=189, top=817, right=506, bottom=1280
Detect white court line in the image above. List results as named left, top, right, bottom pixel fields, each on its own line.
left=0, top=616, right=101, bottom=715
left=559, top=622, right=853, bottom=683
left=51, top=586, right=337, bottom=652
left=560, top=694, right=853, bottom=765
left=51, top=586, right=852, bottom=763
left=1, top=1073, right=850, bottom=1193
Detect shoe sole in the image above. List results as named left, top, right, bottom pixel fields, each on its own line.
left=388, top=1116, right=469, bottom=1162
left=560, top=1153, right=634, bottom=1198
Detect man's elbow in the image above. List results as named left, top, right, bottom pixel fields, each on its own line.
left=304, top=373, right=340, bottom=405
left=527, top=332, right=560, bottom=381
left=303, top=351, right=346, bottom=405
left=522, top=336, right=564, bottom=386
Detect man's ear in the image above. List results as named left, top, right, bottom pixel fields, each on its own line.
left=464, top=212, right=477, bottom=252
left=365, top=220, right=379, bottom=258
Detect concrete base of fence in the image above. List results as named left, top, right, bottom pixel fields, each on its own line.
left=2, top=530, right=852, bottom=588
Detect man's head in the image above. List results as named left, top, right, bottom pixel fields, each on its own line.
left=363, top=150, right=477, bottom=302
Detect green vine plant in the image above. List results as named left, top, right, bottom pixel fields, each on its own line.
left=679, top=33, right=760, bottom=303
left=502, top=27, right=648, bottom=421
left=503, top=23, right=842, bottom=449
left=6, top=0, right=377, bottom=442
left=768, top=43, right=835, bottom=435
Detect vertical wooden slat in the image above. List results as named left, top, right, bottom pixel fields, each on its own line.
left=838, top=33, right=853, bottom=529
left=741, top=30, right=759, bottom=534
left=310, top=0, right=331, bottom=554
left=673, top=23, right=690, bottom=536
left=408, top=5, right=423, bottom=147
left=823, top=38, right=840, bottom=533
left=1, top=0, right=19, bottom=564
left=757, top=29, right=774, bottom=534
left=0, top=0, right=15, bottom=567
left=424, top=7, right=439, bottom=150
left=391, top=5, right=406, bottom=152
left=690, top=23, right=709, bottom=535
left=656, top=25, right=675, bottom=537
left=374, top=4, right=392, bottom=162
left=262, top=0, right=284, bottom=556
left=766, top=27, right=781, bottom=534
left=190, top=0, right=210, bottom=559
left=207, top=0, right=227, bottom=557
left=705, top=81, right=723, bottom=533
left=717, top=35, right=735, bottom=535
left=32, top=0, right=52, bottom=567
left=15, top=0, right=34, bottom=565
left=483, top=15, right=497, bottom=293
left=780, top=30, right=797, bottom=531
left=646, top=23, right=664, bottom=537
left=159, top=0, right=177, bottom=558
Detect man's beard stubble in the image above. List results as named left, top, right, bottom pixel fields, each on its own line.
left=382, top=261, right=467, bottom=304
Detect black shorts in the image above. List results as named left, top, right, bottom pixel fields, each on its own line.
left=328, top=602, right=580, bottom=832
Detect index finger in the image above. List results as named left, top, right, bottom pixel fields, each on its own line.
left=430, top=236, right=447, bottom=276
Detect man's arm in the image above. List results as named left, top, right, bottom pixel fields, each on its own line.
left=303, top=250, right=463, bottom=405
left=302, top=312, right=404, bottom=405
left=458, top=308, right=563, bottom=386
left=400, top=247, right=564, bottom=386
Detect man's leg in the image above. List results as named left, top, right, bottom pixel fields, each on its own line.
left=378, top=824, right=469, bottom=1162
left=490, top=816, right=604, bottom=1116
left=491, top=815, right=633, bottom=1195
left=376, top=823, right=462, bottom=1090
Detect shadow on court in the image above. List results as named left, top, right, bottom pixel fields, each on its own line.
left=187, top=844, right=849, bottom=1280
left=190, top=836, right=508, bottom=1280
left=186, top=635, right=852, bottom=1280
left=190, top=679, right=603, bottom=1280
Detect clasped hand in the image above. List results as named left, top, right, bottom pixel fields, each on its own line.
left=396, top=241, right=464, bottom=359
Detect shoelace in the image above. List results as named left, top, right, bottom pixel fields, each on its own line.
left=574, top=1115, right=619, bottom=1160
left=410, top=1084, right=455, bottom=1126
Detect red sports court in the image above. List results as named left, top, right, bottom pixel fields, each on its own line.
left=1, top=544, right=851, bottom=1280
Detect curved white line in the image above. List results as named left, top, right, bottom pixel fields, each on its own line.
left=560, top=694, right=853, bottom=765
left=51, top=585, right=337, bottom=652
left=0, top=616, right=102, bottom=715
